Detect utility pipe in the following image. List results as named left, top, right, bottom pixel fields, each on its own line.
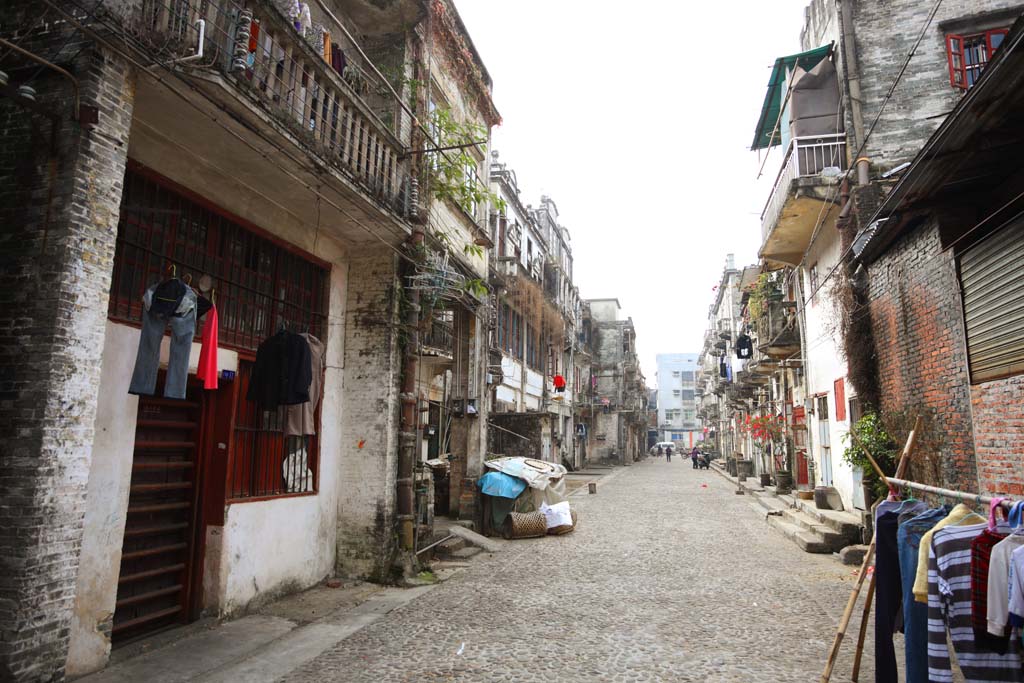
left=172, top=19, right=205, bottom=65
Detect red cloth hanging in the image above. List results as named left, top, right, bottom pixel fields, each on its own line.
left=553, top=374, right=566, bottom=390
left=196, top=304, right=219, bottom=390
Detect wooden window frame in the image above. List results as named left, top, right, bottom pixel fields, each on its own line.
left=834, top=378, right=846, bottom=422
left=946, top=29, right=1008, bottom=90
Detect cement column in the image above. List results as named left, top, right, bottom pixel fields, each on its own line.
left=0, top=40, right=134, bottom=681
left=337, top=249, right=402, bottom=581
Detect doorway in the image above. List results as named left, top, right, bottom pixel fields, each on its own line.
left=816, top=394, right=832, bottom=486
left=113, top=387, right=203, bottom=644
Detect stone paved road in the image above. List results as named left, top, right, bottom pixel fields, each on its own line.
left=284, top=460, right=882, bottom=682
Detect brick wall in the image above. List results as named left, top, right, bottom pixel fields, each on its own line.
left=0, top=32, right=134, bottom=681
left=336, top=249, right=401, bottom=581
left=971, top=369, right=1024, bottom=495
left=866, top=220, right=977, bottom=491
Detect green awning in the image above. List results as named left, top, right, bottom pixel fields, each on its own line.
left=750, top=43, right=834, bottom=150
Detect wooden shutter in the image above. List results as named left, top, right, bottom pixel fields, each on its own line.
left=946, top=34, right=966, bottom=89
left=960, top=216, right=1024, bottom=382
left=834, top=378, right=846, bottom=421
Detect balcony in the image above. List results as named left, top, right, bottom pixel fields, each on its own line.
left=133, top=0, right=410, bottom=220
left=421, top=316, right=454, bottom=360
left=759, top=134, right=847, bottom=266
left=755, top=300, right=801, bottom=359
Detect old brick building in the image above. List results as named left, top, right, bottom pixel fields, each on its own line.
left=741, top=0, right=1023, bottom=511
left=0, top=0, right=497, bottom=678
left=852, top=17, right=1024, bottom=494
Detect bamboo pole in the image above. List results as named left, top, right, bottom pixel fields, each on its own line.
left=821, top=539, right=876, bottom=683
left=822, top=416, right=921, bottom=682
left=850, top=566, right=876, bottom=682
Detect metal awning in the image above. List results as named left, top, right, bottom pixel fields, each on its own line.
left=750, top=43, right=834, bottom=150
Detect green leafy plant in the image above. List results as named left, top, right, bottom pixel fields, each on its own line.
left=747, top=271, right=783, bottom=320
left=425, top=106, right=504, bottom=216
left=842, top=412, right=898, bottom=500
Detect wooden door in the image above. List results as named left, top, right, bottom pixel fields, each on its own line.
left=113, top=392, right=202, bottom=644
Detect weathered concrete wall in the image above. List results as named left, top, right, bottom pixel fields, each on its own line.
left=867, top=220, right=977, bottom=491
left=337, top=249, right=401, bottom=580
left=0, top=31, right=134, bottom=678
left=851, top=0, right=1023, bottom=169
left=489, top=414, right=546, bottom=460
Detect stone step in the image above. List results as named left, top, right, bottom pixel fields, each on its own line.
left=780, top=509, right=848, bottom=551
left=765, top=516, right=832, bottom=554
left=433, top=537, right=467, bottom=559
left=450, top=547, right=482, bottom=560
left=786, top=496, right=862, bottom=541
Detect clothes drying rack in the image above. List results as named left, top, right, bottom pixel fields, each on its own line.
left=886, top=477, right=1017, bottom=510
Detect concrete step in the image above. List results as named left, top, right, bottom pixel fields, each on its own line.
left=779, top=509, right=848, bottom=551
left=786, top=496, right=862, bottom=542
left=434, top=537, right=467, bottom=559
left=766, top=516, right=832, bottom=553
left=450, top=547, right=482, bottom=560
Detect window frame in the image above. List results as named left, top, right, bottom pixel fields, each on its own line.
left=946, top=29, right=1008, bottom=89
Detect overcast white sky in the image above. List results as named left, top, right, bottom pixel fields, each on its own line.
left=456, top=0, right=813, bottom=383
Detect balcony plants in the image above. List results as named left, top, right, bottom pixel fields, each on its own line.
left=746, top=271, right=784, bottom=321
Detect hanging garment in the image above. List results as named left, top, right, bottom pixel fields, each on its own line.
left=285, top=333, right=324, bottom=437
left=875, top=500, right=928, bottom=683
left=553, top=374, right=566, bottom=392
left=1006, top=544, right=1024, bottom=626
left=196, top=303, right=219, bottom=391
left=927, top=522, right=1023, bottom=682
left=247, top=329, right=312, bottom=408
left=735, top=333, right=753, bottom=359
left=989, top=534, right=1024, bottom=636
left=898, top=506, right=950, bottom=683
left=972, top=528, right=1011, bottom=653
left=129, top=282, right=197, bottom=400
left=719, top=355, right=728, bottom=378
left=914, top=504, right=987, bottom=603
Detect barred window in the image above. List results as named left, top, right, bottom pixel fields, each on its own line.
left=109, top=165, right=329, bottom=500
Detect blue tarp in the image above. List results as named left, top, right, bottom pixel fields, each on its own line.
left=477, top=471, right=527, bottom=499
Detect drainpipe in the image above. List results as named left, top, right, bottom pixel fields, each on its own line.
left=398, top=225, right=422, bottom=555
left=856, top=157, right=870, bottom=186
left=839, top=0, right=866, bottom=151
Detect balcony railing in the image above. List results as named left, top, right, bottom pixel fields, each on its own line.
left=421, top=317, right=454, bottom=357
left=760, top=134, right=847, bottom=239
left=136, top=0, right=409, bottom=215
left=755, top=299, right=800, bottom=357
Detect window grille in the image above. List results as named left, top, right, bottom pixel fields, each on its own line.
left=109, top=166, right=329, bottom=500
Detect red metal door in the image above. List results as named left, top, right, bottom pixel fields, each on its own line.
left=113, top=389, right=203, bottom=644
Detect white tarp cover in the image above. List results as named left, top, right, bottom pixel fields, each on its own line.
left=485, top=457, right=568, bottom=505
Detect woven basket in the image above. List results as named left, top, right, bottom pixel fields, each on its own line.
left=506, top=511, right=548, bottom=539
left=547, top=509, right=578, bottom=536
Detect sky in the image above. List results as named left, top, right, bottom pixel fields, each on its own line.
left=455, top=0, right=813, bottom=383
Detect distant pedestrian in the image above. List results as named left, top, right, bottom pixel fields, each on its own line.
left=665, top=445, right=673, bottom=462
left=691, top=447, right=700, bottom=469
left=657, top=445, right=664, bottom=458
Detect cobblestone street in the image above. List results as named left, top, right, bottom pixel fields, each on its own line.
left=284, top=460, right=877, bottom=682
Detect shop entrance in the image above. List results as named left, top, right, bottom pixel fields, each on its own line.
left=113, top=388, right=203, bottom=644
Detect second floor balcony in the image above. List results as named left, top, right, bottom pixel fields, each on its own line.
left=759, top=134, right=847, bottom=266
left=131, top=0, right=411, bottom=224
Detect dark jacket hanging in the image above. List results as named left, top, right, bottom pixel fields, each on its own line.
left=247, top=330, right=313, bottom=408
left=736, top=334, right=754, bottom=359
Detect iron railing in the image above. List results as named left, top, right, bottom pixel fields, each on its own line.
left=134, top=0, right=410, bottom=216
left=760, top=134, right=847, bottom=240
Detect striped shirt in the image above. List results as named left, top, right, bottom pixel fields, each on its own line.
left=928, top=522, right=1024, bottom=682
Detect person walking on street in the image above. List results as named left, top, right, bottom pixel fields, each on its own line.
left=657, top=444, right=664, bottom=459
left=691, top=446, right=700, bottom=469
left=665, top=445, right=673, bottom=463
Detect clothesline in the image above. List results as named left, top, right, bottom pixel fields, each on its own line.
left=888, top=477, right=1016, bottom=509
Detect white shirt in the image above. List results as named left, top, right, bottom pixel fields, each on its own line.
left=988, top=534, right=1024, bottom=635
